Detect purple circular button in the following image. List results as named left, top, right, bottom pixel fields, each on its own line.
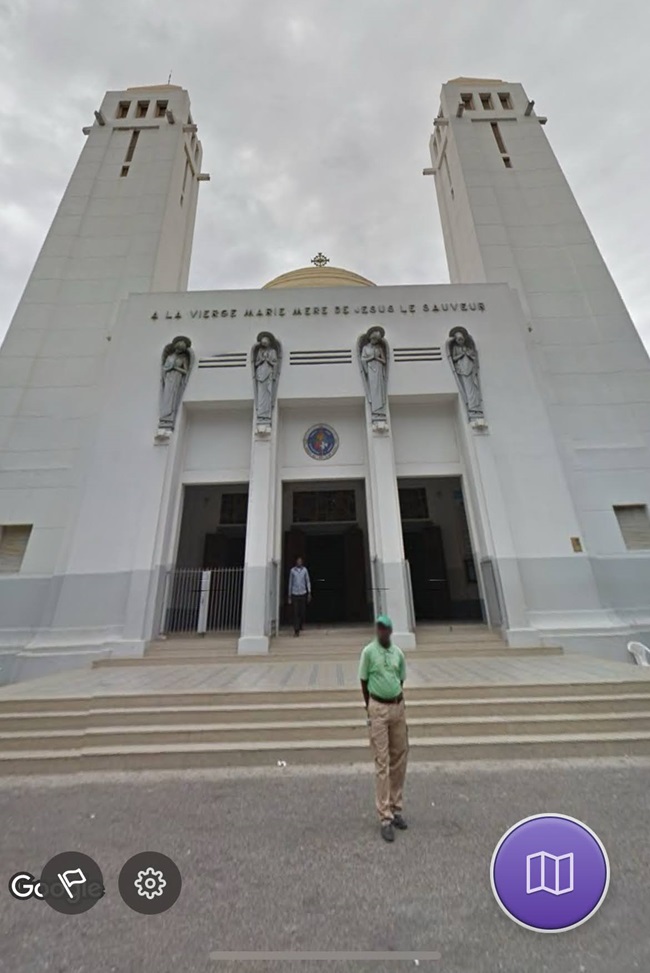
left=490, top=813, right=610, bottom=933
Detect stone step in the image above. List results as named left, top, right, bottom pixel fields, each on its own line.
left=2, top=710, right=649, bottom=751
left=109, top=646, right=563, bottom=667
left=147, top=639, right=509, bottom=654
left=151, top=627, right=506, bottom=653
left=272, top=633, right=507, bottom=647
left=2, top=730, right=650, bottom=775
left=2, top=679, right=648, bottom=714
left=2, top=691, right=647, bottom=732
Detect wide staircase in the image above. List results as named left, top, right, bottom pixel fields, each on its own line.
left=97, top=623, right=562, bottom=666
left=0, top=624, right=649, bottom=775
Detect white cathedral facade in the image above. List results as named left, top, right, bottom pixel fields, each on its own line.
left=1, top=77, right=649, bottom=683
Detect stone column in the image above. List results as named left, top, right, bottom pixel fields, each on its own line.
left=238, top=422, right=278, bottom=654
left=365, top=408, right=416, bottom=650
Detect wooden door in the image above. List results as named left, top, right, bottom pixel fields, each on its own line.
left=306, top=534, right=346, bottom=623
left=282, top=528, right=306, bottom=624
left=421, top=524, right=451, bottom=619
left=203, top=532, right=228, bottom=569
left=403, top=523, right=451, bottom=620
left=344, top=526, right=368, bottom=621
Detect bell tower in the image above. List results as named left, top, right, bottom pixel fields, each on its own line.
left=429, top=77, right=650, bottom=625
left=0, top=84, right=208, bottom=622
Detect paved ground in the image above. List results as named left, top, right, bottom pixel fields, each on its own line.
left=1, top=653, right=647, bottom=701
left=1, top=759, right=649, bottom=972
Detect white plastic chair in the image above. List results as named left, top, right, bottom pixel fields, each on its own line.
left=627, top=641, right=650, bottom=667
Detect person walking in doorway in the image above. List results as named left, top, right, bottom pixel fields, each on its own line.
left=359, top=615, right=409, bottom=842
left=288, top=556, right=311, bottom=636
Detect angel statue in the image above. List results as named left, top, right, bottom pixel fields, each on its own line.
left=358, top=326, right=389, bottom=429
left=446, top=326, right=486, bottom=426
left=251, top=331, right=282, bottom=434
left=156, top=336, right=193, bottom=441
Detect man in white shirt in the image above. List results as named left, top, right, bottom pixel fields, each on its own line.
left=287, top=557, right=312, bottom=636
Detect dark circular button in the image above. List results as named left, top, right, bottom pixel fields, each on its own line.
left=40, top=851, right=105, bottom=914
left=118, top=851, right=182, bottom=914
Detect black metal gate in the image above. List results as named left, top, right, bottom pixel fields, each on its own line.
left=162, top=567, right=244, bottom=634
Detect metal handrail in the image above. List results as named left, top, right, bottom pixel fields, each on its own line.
left=404, top=559, right=416, bottom=633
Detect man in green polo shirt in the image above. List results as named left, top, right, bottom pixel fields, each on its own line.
left=359, top=615, right=409, bottom=842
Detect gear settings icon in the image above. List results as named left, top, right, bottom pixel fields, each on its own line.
left=134, top=866, right=167, bottom=900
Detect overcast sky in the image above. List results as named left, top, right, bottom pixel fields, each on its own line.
left=1, top=0, right=649, bottom=347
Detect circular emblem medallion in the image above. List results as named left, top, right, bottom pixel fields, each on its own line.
left=304, top=424, right=339, bottom=461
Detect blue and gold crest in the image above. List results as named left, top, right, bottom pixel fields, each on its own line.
left=303, top=424, right=339, bottom=460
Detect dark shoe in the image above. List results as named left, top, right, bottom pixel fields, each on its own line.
left=293, top=630, right=299, bottom=637
left=392, top=813, right=408, bottom=830
left=380, top=822, right=395, bottom=843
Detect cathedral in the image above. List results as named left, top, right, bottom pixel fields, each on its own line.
left=0, top=77, right=649, bottom=683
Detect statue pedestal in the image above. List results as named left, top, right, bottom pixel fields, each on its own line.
left=154, top=427, right=172, bottom=444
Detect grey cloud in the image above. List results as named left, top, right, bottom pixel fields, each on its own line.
left=0, top=0, right=649, bottom=346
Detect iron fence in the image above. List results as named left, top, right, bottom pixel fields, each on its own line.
left=163, top=567, right=244, bottom=634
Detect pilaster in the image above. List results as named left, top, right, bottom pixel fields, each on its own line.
left=364, top=405, right=416, bottom=649
left=238, top=420, right=279, bottom=654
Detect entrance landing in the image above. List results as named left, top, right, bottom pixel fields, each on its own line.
left=0, top=650, right=646, bottom=702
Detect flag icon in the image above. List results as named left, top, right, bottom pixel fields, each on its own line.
left=57, top=868, right=87, bottom=899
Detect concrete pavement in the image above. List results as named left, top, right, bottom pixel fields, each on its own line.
left=1, top=758, right=649, bottom=972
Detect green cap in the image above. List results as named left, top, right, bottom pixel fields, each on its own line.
left=376, top=614, right=393, bottom=629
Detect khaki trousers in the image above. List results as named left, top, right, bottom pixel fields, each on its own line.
left=367, top=697, right=409, bottom=822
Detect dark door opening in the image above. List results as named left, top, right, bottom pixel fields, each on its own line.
left=203, top=531, right=245, bottom=569
left=167, top=484, right=247, bottom=634
left=403, top=524, right=451, bottom=621
left=399, top=479, right=482, bottom=622
left=282, top=481, right=371, bottom=627
left=283, top=525, right=369, bottom=625
left=306, top=533, right=346, bottom=623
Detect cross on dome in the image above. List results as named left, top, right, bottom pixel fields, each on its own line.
left=310, top=252, right=330, bottom=268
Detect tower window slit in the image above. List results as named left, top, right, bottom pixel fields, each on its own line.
left=443, top=154, right=454, bottom=198
left=480, top=93, right=493, bottom=110
left=490, top=122, right=507, bottom=154
left=125, top=130, right=140, bottom=163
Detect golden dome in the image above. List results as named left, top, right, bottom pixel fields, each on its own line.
left=263, top=265, right=375, bottom=289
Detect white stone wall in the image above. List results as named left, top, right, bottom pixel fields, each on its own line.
left=0, top=84, right=204, bottom=597
left=2, top=67, right=647, bottom=670
left=432, top=80, right=650, bottom=649
left=10, top=280, right=606, bottom=659
left=391, top=401, right=460, bottom=476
